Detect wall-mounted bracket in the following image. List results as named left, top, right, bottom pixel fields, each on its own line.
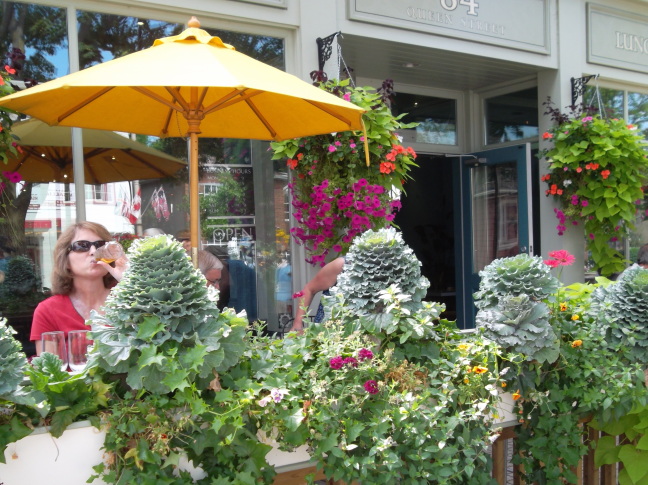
left=571, top=75, right=597, bottom=106
left=316, top=31, right=341, bottom=72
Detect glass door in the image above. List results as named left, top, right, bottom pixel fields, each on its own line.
left=458, top=144, right=532, bottom=328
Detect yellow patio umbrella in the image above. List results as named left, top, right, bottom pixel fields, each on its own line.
left=0, top=17, right=365, bottom=264
left=7, top=118, right=186, bottom=184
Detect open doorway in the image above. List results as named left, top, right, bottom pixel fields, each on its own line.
left=395, top=155, right=457, bottom=321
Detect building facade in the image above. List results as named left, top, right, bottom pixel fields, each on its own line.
left=1, top=0, right=647, bottom=331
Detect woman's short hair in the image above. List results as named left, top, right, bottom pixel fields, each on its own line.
left=51, top=221, right=115, bottom=294
left=197, top=249, right=223, bottom=275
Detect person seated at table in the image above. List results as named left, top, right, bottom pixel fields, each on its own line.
left=199, top=249, right=224, bottom=289
left=30, top=221, right=126, bottom=355
left=176, top=229, right=224, bottom=276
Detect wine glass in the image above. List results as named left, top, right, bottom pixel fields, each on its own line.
left=68, top=330, right=91, bottom=373
left=41, top=331, right=68, bottom=371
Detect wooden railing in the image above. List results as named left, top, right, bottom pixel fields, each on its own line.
left=491, top=420, right=623, bottom=485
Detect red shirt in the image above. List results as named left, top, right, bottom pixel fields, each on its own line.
left=30, top=294, right=90, bottom=342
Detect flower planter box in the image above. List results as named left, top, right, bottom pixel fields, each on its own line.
left=0, top=420, right=106, bottom=485
left=0, top=421, right=324, bottom=485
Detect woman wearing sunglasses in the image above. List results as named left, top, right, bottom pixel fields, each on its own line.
left=30, top=221, right=126, bottom=355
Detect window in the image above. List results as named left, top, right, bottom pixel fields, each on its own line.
left=485, top=87, right=538, bottom=145
left=391, top=93, right=457, bottom=145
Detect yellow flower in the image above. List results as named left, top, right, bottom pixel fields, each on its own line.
left=571, top=339, right=583, bottom=348
left=512, top=390, right=522, bottom=401
left=500, top=382, right=507, bottom=388
left=463, top=378, right=470, bottom=384
left=559, top=302, right=567, bottom=311
left=571, top=314, right=580, bottom=321
left=458, top=344, right=469, bottom=351
left=472, top=366, right=488, bottom=374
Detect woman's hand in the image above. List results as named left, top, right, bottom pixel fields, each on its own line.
left=97, top=256, right=128, bottom=282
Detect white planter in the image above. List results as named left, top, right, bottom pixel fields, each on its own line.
left=0, top=420, right=107, bottom=485
left=0, top=422, right=316, bottom=484
left=493, top=391, right=517, bottom=425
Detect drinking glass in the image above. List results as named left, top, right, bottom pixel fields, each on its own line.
left=68, top=330, right=91, bottom=373
left=41, top=331, right=68, bottom=371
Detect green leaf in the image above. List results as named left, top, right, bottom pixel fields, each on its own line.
left=594, top=436, right=619, bottom=466
left=619, top=444, right=648, bottom=484
left=136, top=316, right=165, bottom=340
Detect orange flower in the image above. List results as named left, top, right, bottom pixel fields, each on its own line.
left=500, top=382, right=507, bottom=388
left=472, top=366, right=488, bottom=374
left=512, top=390, right=522, bottom=401
left=380, top=161, right=396, bottom=174
left=571, top=339, right=583, bottom=348
left=542, top=132, right=553, bottom=139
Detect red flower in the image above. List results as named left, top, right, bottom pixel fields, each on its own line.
left=542, top=132, right=553, bottom=139
left=286, top=159, right=298, bottom=169
left=541, top=174, right=551, bottom=182
left=601, top=170, right=611, bottom=179
left=4, top=65, right=15, bottom=75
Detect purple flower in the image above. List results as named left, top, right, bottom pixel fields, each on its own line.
left=358, top=348, right=374, bottom=361
left=333, top=244, right=342, bottom=252
left=330, top=356, right=344, bottom=370
left=364, top=380, right=379, bottom=394
left=581, top=200, right=589, bottom=207
left=270, top=388, right=284, bottom=403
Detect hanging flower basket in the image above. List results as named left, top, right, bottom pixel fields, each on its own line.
left=541, top=111, right=648, bottom=276
left=270, top=79, right=418, bottom=265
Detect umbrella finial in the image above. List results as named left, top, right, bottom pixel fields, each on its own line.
left=188, top=17, right=201, bottom=28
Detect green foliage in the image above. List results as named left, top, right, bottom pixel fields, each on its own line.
left=0, top=321, right=109, bottom=464
left=0, top=255, right=48, bottom=314
left=474, top=254, right=560, bottom=363
left=237, top=229, right=505, bottom=484
left=333, top=227, right=429, bottom=314
left=589, top=265, right=648, bottom=362
left=0, top=318, right=28, bottom=396
left=90, top=234, right=271, bottom=484
left=541, top=115, right=648, bottom=276
left=495, top=268, right=648, bottom=484
left=591, top=405, right=648, bottom=485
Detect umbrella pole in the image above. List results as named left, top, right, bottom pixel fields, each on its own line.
left=189, top=128, right=200, bottom=269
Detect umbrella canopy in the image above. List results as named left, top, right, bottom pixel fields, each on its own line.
left=0, top=17, right=365, bottom=262
left=7, top=118, right=186, bottom=184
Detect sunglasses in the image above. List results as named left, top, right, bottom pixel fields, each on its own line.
left=68, top=240, right=107, bottom=253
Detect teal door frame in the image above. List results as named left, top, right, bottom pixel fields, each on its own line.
left=454, top=143, right=533, bottom=329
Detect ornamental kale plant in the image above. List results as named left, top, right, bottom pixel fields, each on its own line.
left=540, top=101, right=648, bottom=276
left=270, top=78, right=418, bottom=265
left=89, top=235, right=276, bottom=484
